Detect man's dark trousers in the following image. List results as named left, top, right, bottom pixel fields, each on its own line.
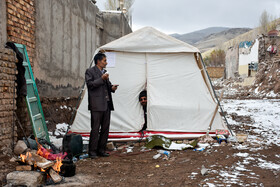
left=89, top=106, right=111, bottom=154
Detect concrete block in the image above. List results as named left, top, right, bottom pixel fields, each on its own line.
left=6, top=171, right=44, bottom=187
left=14, top=140, right=28, bottom=155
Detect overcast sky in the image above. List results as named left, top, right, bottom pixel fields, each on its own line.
left=96, top=0, right=280, bottom=34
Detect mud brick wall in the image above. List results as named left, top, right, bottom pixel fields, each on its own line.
left=0, top=48, right=17, bottom=149
left=207, top=67, right=225, bottom=79
left=6, top=0, right=35, bottom=66
left=6, top=0, right=35, bottom=139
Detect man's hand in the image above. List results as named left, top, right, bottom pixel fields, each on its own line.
left=102, top=73, right=109, bottom=80
left=112, top=85, right=119, bottom=91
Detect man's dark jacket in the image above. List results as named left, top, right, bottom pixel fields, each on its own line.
left=85, top=66, right=114, bottom=111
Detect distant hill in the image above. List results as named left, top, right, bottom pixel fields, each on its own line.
left=202, top=18, right=280, bottom=57
left=171, top=27, right=252, bottom=52
left=195, top=28, right=252, bottom=52
left=170, top=27, right=230, bottom=45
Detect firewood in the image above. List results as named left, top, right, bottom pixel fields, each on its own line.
left=49, top=168, right=63, bottom=183
left=20, top=151, right=54, bottom=169
left=16, top=165, right=32, bottom=171
left=30, top=151, right=54, bottom=169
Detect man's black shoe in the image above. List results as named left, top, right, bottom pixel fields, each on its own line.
left=97, top=152, right=110, bottom=157
left=89, top=153, right=98, bottom=159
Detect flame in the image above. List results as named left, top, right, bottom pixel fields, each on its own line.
left=37, top=143, right=50, bottom=159
left=20, top=151, right=32, bottom=163
left=52, top=157, right=63, bottom=173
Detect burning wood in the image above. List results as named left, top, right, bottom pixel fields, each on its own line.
left=49, top=168, right=63, bottom=183
left=16, top=165, right=32, bottom=171
left=20, top=150, right=54, bottom=169
left=16, top=139, right=68, bottom=185
left=19, top=150, right=64, bottom=184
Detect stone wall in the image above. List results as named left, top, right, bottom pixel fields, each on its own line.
left=0, top=48, right=17, bottom=149
left=34, top=1, right=132, bottom=98
left=101, top=11, right=132, bottom=46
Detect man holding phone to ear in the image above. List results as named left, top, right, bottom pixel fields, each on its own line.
left=85, top=52, right=118, bottom=159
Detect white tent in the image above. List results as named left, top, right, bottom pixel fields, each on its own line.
left=70, top=27, right=227, bottom=141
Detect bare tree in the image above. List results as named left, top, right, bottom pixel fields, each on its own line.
left=259, top=10, right=269, bottom=34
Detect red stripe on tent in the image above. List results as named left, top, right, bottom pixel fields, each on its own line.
left=69, top=131, right=215, bottom=139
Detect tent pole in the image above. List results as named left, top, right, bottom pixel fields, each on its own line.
left=198, top=53, right=233, bottom=135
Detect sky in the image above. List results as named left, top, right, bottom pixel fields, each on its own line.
left=96, top=0, right=280, bottom=34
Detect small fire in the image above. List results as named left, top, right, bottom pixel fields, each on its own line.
left=20, top=151, right=32, bottom=163
left=52, top=157, right=63, bottom=173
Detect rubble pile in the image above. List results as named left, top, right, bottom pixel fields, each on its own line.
left=252, top=35, right=280, bottom=96
left=214, top=35, right=280, bottom=99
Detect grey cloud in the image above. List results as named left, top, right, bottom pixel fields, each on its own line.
left=97, top=0, right=280, bottom=34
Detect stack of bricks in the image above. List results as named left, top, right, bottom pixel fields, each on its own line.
left=0, top=48, right=17, bottom=148
left=6, top=0, right=35, bottom=66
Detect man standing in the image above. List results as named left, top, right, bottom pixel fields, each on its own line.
left=85, top=52, right=118, bottom=159
left=139, top=90, right=147, bottom=131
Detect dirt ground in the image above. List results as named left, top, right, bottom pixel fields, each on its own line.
left=74, top=144, right=280, bottom=187
left=0, top=153, right=17, bottom=186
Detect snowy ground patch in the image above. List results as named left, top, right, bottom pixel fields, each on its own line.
left=222, top=99, right=280, bottom=147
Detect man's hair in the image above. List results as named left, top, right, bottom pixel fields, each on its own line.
left=139, top=90, right=147, bottom=101
left=94, top=52, right=106, bottom=65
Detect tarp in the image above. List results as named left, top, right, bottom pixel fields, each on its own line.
left=70, top=27, right=226, bottom=139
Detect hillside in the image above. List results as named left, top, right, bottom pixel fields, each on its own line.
left=170, top=27, right=230, bottom=45
left=171, top=27, right=251, bottom=52
left=195, top=28, right=252, bottom=52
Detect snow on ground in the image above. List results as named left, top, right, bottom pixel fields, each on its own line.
left=222, top=99, right=280, bottom=146
left=188, top=99, right=280, bottom=185
left=205, top=99, right=280, bottom=185
left=49, top=123, right=69, bottom=148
